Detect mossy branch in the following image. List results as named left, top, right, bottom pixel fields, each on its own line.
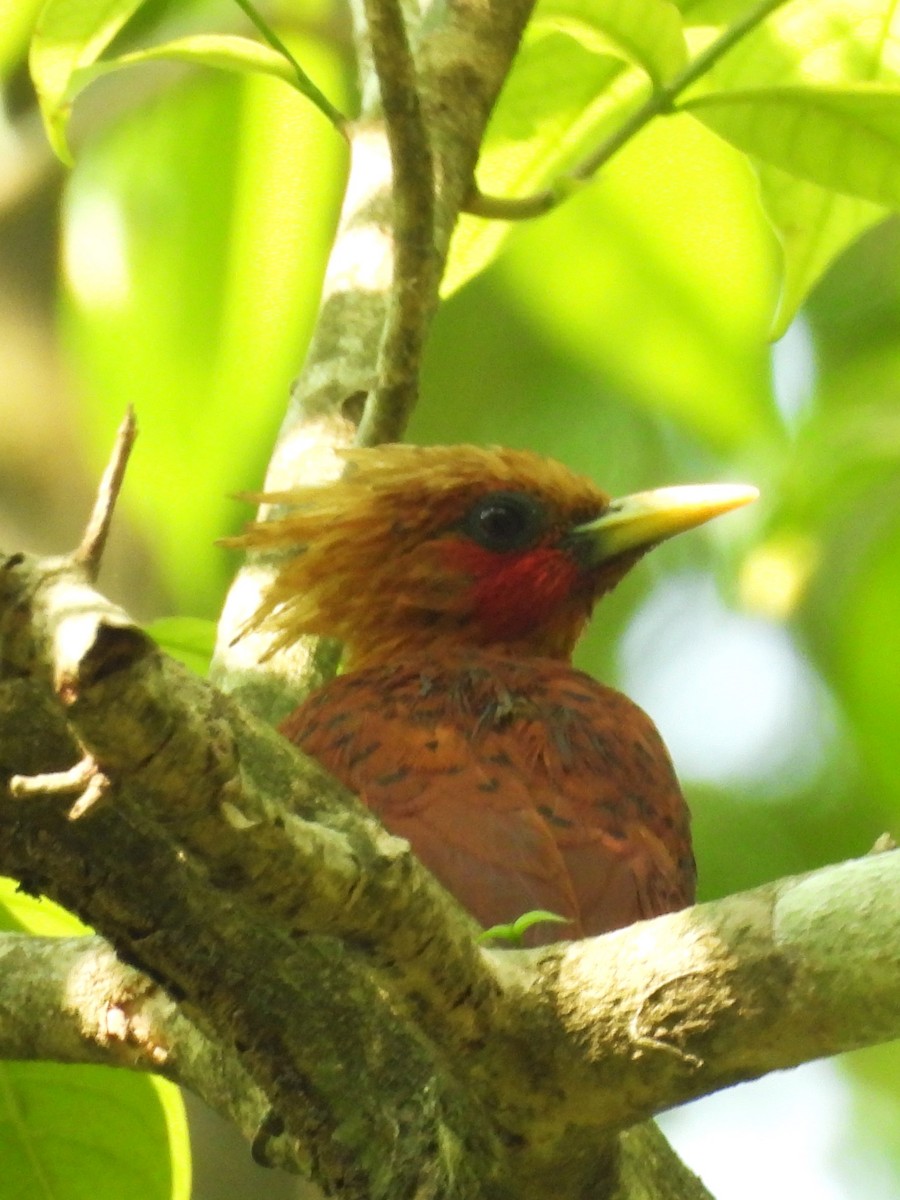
left=2, top=546, right=899, bottom=1196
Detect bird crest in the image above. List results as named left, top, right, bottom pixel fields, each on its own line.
left=223, top=443, right=756, bottom=669
left=223, top=444, right=612, bottom=666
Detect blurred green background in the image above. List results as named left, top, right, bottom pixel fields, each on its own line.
left=1, top=1, right=899, bottom=1198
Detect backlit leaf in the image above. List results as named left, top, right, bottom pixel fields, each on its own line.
left=539, top=0, right=688, bottom=85
left=0, top=1063, right=190, bottom=1200
left=29, top=0, right=144, bottom=161
left=685, top=86, right=900, bottom=208
left=759, top=163, right=886, bottom=337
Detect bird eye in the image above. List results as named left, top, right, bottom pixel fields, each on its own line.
left=463, top=491, right=545, bottom=553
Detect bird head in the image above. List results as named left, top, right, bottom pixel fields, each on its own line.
left=226, top=444, right=757, bottom=668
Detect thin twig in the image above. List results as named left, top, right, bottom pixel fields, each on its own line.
left=465, top=0, right=791, bottom=221
left=9, top=754, right=112, bottom=821
left=231, top=0, right=349, bottom=136
left=9, top=755, right=98, bottom=798
left=67, top=772, right=113, bottom=821
left=354, top=0, right=436, bottom=447
left=73, top=406, right=138, bottom=581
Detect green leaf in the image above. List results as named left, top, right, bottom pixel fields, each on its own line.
left=0, top=0, right=45, bottom=77
left=447, top=0, right=900, bottom=297
left=29, top=0, right=145, bottom=161
left=496, top=113, right=779, bottom=448
left=758, top=163, right=886, bottom=337
left=684, top=85, right=900, bottom=208
left=0, top=1063, right=191, bottom=1200
left=145, top=616, right=217, bottom=676
left=87, top=32, right=297, bottom=86
left=0, top=877, right=87, bottom=936
left=478, top=910, right=570, bottom=945
left=675, top=0, right=900, bottom=322
left=445, top=26, right=645, bottom=294
left=539, top=0, right=688, bottom=86
left=76, top=34, right=346, bottom=135
left=62, top=53, right=348, bottom=612
left=29, top=1, right=346, bottom=163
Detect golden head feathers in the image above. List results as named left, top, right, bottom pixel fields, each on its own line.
left=223, top=443, right=756, bottom=668
left=222, top=444, right=610, bottom=665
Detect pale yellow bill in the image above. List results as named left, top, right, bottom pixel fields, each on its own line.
left=577, top=483, right=759, bottom=561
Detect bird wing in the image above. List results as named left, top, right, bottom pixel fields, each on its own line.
left=280, top=657, right=694, bottom=946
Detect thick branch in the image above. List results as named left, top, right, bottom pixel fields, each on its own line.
left=495, top=850, right=900, bottom=1134
left=0, top=932, right=307, bottom=1172
left=3, top=547, right=899, bottom=1196
left=0, top=551, right=510, bottom=1197
left=0, top=553, right=498, bottom=1035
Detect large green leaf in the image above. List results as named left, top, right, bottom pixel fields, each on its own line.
left=0, top=1063, right=190, bottom=1200
left=685, top=85, right=900, bottom=207
left=444, top=24, right=647, bottom=294
left=680, top=0, right=900, bottom=322
left=495, top=114, right=779, bottom=448
left=449, top=0, right=900, bottom=308
left=62, top=50, right=348, bottom=613
left=0, top=880, right=191, bottom=1200
left=30, top=0, right=345, bottom=161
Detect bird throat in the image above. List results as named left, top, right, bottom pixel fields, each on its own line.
left=440, top=538, right=586, bottom=653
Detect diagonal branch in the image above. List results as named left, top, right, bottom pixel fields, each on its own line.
left=355, top=0, right=436, bottom=447
left=211, top=1, right=539, bottom=721
left=2, top=547, right=899, bottom=1194
left=0, top=548, right=539, bottom=1195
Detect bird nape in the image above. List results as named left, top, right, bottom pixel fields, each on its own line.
left=227, top=444, right=757, bottom=946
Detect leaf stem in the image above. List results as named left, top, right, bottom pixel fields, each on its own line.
left=231, top=0, right=348, bottom=136
left=465, top=0, right=792, bottom=220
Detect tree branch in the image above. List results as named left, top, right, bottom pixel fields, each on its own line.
left=354, top=0, right=436, bottom=447
left=0, top=548, right=530, bottom=1196
left=211, top=0, right=539, bottom=720
left=499, top=849, right=900, bottom=1132
left=0, top=931, right=309, bottom=1172
left=2, top=547, right=899, bottom=1196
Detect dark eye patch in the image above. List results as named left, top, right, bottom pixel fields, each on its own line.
left=461, top=491, right=546, bottom=553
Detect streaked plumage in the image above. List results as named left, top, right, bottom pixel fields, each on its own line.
left=229, top=444, right=755, bottom=944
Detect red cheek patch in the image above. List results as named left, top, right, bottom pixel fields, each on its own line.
left=441, top=539, right=581, bottom=640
